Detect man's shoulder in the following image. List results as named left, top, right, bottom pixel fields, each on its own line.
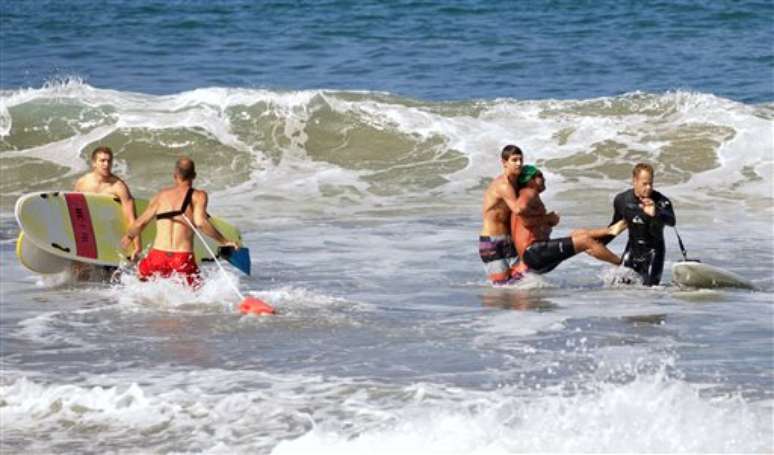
left=652, top=189, right=671, bottom=201
left=488, top=175, right=507, bottom=188
left=652, top=190, right=673, bottom=211
left=108, top=176, right=131, bottom=191
left=613, top=189, right=636, bottom=207
left=192, top=188, right=208, bottom=201
left=108, top=174, right=126, bottom=184
left=485, top=175, right=508, bottom=195
left=154, top=186, right=176, bottom=198
left=515, top=187, right=540, bottom=206
left=74, top=173, right=93, bottom=188
left=615, top=188, right=634, bottom=200
left=518, top=186, right=538, bottom=197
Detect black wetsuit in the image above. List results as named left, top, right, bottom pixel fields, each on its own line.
left=602, top=189, right=676, bottom=285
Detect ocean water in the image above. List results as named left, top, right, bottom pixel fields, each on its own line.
left=1, top=1, right=773, bottom=453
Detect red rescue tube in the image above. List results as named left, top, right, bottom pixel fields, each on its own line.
left=240, top=296, right=275, bottom=315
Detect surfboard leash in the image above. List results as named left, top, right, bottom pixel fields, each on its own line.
left=673, top=227, right=699, bottom=262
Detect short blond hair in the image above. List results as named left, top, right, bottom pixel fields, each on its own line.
left=633, top=163, right=654, bottom=177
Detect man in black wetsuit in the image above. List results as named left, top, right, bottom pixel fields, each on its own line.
left=603, top=163, right=676, bottom=285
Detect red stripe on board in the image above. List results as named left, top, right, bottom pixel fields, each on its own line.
left=65, top=193, right=98, bottom=259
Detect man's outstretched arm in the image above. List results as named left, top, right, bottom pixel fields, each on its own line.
left=121, top=195, right=159, bottom=250
left=600, top=193, right=625, bottom=245
left=116, top=181, right=142, bottom=259
left=192, top=192, right=239, bottom=248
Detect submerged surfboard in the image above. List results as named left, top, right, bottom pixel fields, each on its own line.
left=672, top=261, right=754, bottom=290
left=15, top=191, right=243, bottom=270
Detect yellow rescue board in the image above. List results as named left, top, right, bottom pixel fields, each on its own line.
left=16, top=231, right=71, bottom=274
left=15, top=191, right=242, bottom=268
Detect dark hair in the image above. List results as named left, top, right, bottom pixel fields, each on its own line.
left=175, top=157, right=196, bottom=181
left=91, top=146, right=113, bottom=161
left=501, top=144, right=523, bottom=161
left=632, top=163, right=654, bottom=177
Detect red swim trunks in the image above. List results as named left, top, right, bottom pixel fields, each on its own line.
left=138, top=249, right=200, bottom=287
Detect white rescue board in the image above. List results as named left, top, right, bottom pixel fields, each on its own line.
left=672, top=261, right=754, bottom=290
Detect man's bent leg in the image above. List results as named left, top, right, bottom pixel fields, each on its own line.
left=608, top=219, right=627, bottom=237
left=573, top=220, right=626, bottom=240
left=570, top=230, right=621, bottom=265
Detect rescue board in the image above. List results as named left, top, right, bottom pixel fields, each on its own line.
left=16, top=231, right=71, bottom=274
left=15, top=191, right=243, bottom=269
left=672, top=261, right=754, bottom=290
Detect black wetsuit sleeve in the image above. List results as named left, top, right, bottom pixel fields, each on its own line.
left=655, top=194, right=676, bottom=227
left=646, top=193, right=676, bottom=229
left=601, top=192, right=625, bottom=245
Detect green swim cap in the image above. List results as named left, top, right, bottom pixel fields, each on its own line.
left=518, top=165, right=540, bottom=186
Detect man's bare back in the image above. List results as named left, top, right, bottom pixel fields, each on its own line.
left=144, top=185, right=202, bottom=253
left=121, top=157, right=237, bottom=286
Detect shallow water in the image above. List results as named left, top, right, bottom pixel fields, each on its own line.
left=2, top=203, right=772, bottom=453
left=2, top=1, right=773, bottom=453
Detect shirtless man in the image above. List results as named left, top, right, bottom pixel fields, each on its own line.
left=512, top=165, right=627, bottom=275
left=479, top=145, right=535, bottom=284
left=68, top=146, right=140, bottom=281
left=120, top=157, right=238, bottom=286
left=74, top=146, right=141, bottom=260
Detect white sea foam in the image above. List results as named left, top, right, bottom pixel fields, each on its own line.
left=14, top=311, right=67, bottom=345
left=2, top=82, right=770, bottom=219
left=100, top=266, right=250, bottom=313
left=273, top=372, right=772, bottom=454
left=2, top=365, right=769, bottom=454
left=475, top=308, right=567, bottom=339
left=249, top=285, right=349, bottom=309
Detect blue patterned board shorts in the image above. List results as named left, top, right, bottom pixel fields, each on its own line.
left=479, top=235, right=522, bottom=285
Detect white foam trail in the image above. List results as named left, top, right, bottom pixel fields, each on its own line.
left=249, top=285, right=348, bottom=308
left=105, top=267, right=241, bottom=312
left=14, top=312, right=66, bottom=345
